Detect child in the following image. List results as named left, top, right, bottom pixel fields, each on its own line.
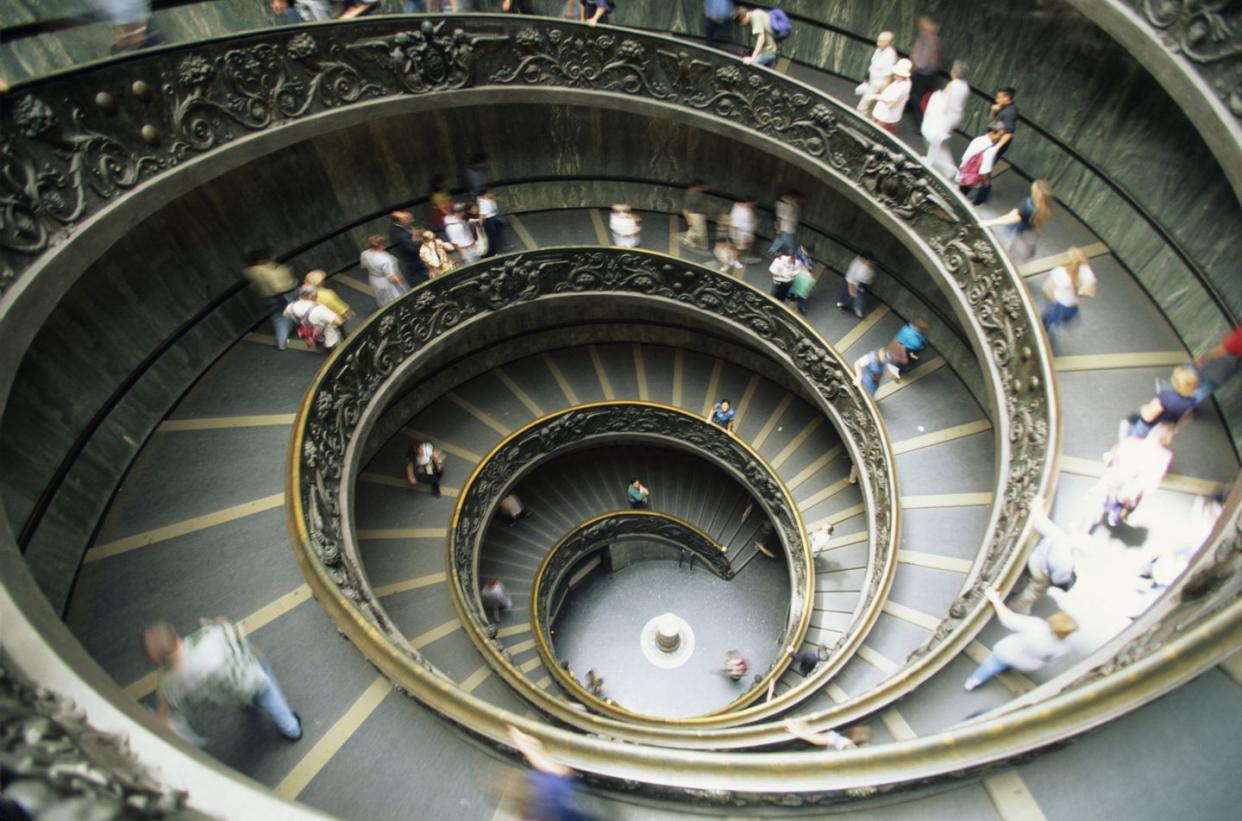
left=714, top=237, right=743, bottom=275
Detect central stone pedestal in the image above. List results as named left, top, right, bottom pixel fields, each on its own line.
left=639, top=612, right=694, bottom=669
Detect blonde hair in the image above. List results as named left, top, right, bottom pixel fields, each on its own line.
left=1064, top=246, right=1087, bottom=292
left=1170, top=365, right=1200, bottom=398
left=367, top=234, right=386, bottom=250
left=422, top=230, right=436, bottom=242
left=1047, top=611, right=1077, bottom=640
left=304, top=269, right=327, bottom=287
left=1030, top=180, right=1054, bottom=231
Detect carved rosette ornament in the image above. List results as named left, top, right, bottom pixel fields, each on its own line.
left=0, top=662, right=185, bottom=818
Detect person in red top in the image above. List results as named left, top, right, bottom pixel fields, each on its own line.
left=1191, top=326, right=1242, bottom=405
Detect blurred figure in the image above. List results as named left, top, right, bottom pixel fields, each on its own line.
left=579, top=0, right=614, bottom=27
left=428, top=174, right=452, bottom=232
left=1010, top=507, right=1082, bottom=614
left=499, top=493, right=532, bottom=526
left=769, top=251, right=798, bottom=304
left=907, top=15, right=941, bottom=127
left=464, top=153, right=490, bottom=197
left=707, top=398, right=736, bottom=432
left=468, top=202, right=489, bottom=259
left=767, top=191, right=801, bottom=256
left=389, top=211, right=429, bottom=287
left=956, top=121, right=1006, bottom=205
left=336, top=0, right=380, bottom=18
left=609, top=204, right=642, bottom=247
left=361, top=234, right=407, bottom=309
left=1098, top=423, right=1176, bottom=528
left=406, top=440, right=446, bottom=498
left=788, top=245, right=816, bottom=315
left=964, top=590, right=1077, bottom=690
left=681, top=180, right=710, bottom=251
left=97, top=0, right=163, bottom=53
left=921, top=60, right=970, bottom=175
left=143, top=619, right=302, bottom=745
left=785, top=718, right=869, bottom=750
left=981, top=180, right=1054, bottom=263
left=1040, top=246, right=1097, bottom=332
left=271, top=0, right=332, bottom=22
left=1124, top=366, right=1199, bottom=440
left=703, top=0, right=735, bottom=49
left=888, top=319, right=929, bottom=381
left=809, top=523, right=834, bottom=560
left=627, top=478, right=650, bottom=509
left=872, top=58, right=913, bottom=135
left=507, top=726, right=595, bottom=821
left=713, top=235, right=743, bottom=275
left=584, top=669, right=604, bottom=696
left=855, top=31, right=897, bottom=111
left=1135, top=495, right=1222, bottom=612
left=722, top=650, right=748, bottom=681
left=786, top=644, right=822, bottom=676
left=242, top=249, right=297, bottom=351
left=481, top=578, right=512, bottom=624
left=420, top=230, right=457, bottom=279
left=852, top=347, right=888, bottom=397
left=501, top=0, right=534, bottom=13
left=284, top=286, right=343, bottom=351
left=728, top=196, right=758, bottom=261
left=753, top=521, right=778, bottom=559
left=737, top=5, right=778, bottom=66
left=1189, top=325, right=1242, bottom=406
left=303, top=270, right=353, bottom=325
left=836, top=251, right=876, bottom=319
left=445, top=203, right=479, bottom=263
left=477, top=189, right=506, bottom=256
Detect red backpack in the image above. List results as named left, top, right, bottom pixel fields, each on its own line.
left=957, top=149, right=987, bottom=187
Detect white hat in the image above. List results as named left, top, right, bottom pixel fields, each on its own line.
left=892, top=58, right=913, bottom=78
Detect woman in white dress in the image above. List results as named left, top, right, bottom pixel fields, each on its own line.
left=360, top=234, right=406, bottom=309
left=921, top=60, right=971, bottom=175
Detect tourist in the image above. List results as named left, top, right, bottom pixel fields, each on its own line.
left=361, top=234, right=407, bottom=309
left=1010, top=507, right=1081, bottom=614
left=481, top=578, right=512, bottom=624
left=728, top=196, right=758, bottom=262
left=242, top=249, right=298, bottom=351
left=769, top=251, right=799, bottom=304
left=476, top=188, right=505, bottom=256
left=907, top=15, right=941, bottom=127
left=809, top=523, right=834, bottom=560
left=681, top=180, right=710, bottom=251
left=713, top=236, right=743, bottom=275
left=270, top=0, right=332, bottom=22
left=499, top=493, right=531, bottom=526
left=303, top=270, right=353, bottom=326
left=143, top=619, right=302, bottom=745
left=787, top=645, right=822, bottom=677
left=872, top=58, right=913, bottom=135
left=888, top=319, right=930, bottom=381
left=420, top=230, right=457, bottom=279
left=406, top=440, right=446, bottom=498
left=981, top=179, right=1054, bottom=263
left=97, top=0, right=163, bottom=53
left=609, top=203, right=642, bottom=247
left=852, top=347, right=888, bottom=397
left=707, top=398, right=736, bottom=432
left=989, top=86, right=1019, bottom=160
left=506, top=726, right=588, bottom=820
left=1125, top=365, right=1199, bottom=439
left=444, top=203, right=479, bottom=263
left=1098, top=424, right=1176, bottom=528
left=956, top=121, right=1006, bottom=205
left=389, top=210, right=428, bottom=288
left=1040, top=246, right=1098, bottom=332
left=767, top=191, right=801, bottom=257
left=737, top=6, right=778, bottom=67
left=467, top=202, right=489, bottom=259
left=836, top=251, right=876, bottom=319
left=427, top=174, right=452, bottom=233
left=855, top=31, right=897, bottom=114
left=788, top=248, right=816, bottom=316
left=963, top=589, right=1077, bottom=691
left=723, top=650, right=748, bottom=681
left=627, top=478, right=650, bottom=509
left=336, top=0, right=380, bottom=18
left=1189, top=325, right=1242, bottom=406
left=463, top=152, right=489, bottom=197
left=784, top=718, right=867, bottom=750
left=921, top=60, right=970, bottom=176
left=584, top=669, right=605, bottom=696
left=703, top=0, right=735, bottom=49
left=284, top=286, right=343, bottom=351
left=501, top=0, right=534, bottom=12
left=579, top=0, right=614, bottom=27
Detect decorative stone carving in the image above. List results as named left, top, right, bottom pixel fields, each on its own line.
left=1131, top=0, right=1242, bottom=117
left=0, top=661, right=186, bottom=818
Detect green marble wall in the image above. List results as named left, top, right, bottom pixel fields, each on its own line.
left=6, top=99, right=959, bottom=605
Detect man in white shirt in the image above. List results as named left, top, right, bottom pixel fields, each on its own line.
left=729, top=196, right=758, bottom=261
left=769, top=252, right=799, bottom=303
left=837, top=252, right=876, bottom=319
left=476, top=189, right=503, bottom=256
left=767, top=191, right=801, bottom=256
left=872, top=58, right=912, bottom=133
left=444, top=204, right=478, bottom=263
left=809, top=524, right=835, bottom=560
left=855, top=31, right=897, bottom=107
left=284, top=287, right=343, bottom=350
left=609, top=203, right=642, bottom=247
left=956, top=121, right=1006, bottom=205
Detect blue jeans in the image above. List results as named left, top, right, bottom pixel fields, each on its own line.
left=857, top=351, right=884, bottom=396
left=837, top=283, right=868, bottom=317
left=753, top=53, right=777, bottom=67
left=267, top=291, right=297, bottom=349
left=966, top=652, right=1009, bottom=688
left=767, top=232, right=797, bottom=256
left=1041, top=301, right=1079, bottom=329
left=255, top=667, right=301, bottom=738
left=403, top=0, right=427, bottom=10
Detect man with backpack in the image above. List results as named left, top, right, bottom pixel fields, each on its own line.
left=737, top=5, right=790, bottom=67
left=957, top=120, right=1006, bottom=205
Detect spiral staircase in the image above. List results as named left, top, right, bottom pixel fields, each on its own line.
left=2, top=6, right=1241, bottom=820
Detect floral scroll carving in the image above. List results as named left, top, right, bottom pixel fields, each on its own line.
left=1133, top=0, right=1242, bottom=117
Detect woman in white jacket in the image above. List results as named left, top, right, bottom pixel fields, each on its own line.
left=921, top=60, right=972, bottom=175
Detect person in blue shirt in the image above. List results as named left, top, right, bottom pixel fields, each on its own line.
left=627, top=478, right=650, bottom=508
left=888, top=319, right=929, bottom=381
left=707, top=399, right=736, bottom=432
left=704, top=0, right=735, bottom=48
left=580, top=0, right=615, bottom=26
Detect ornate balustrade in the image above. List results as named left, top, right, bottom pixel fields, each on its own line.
left=451, top=404, right=800, bottom=723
